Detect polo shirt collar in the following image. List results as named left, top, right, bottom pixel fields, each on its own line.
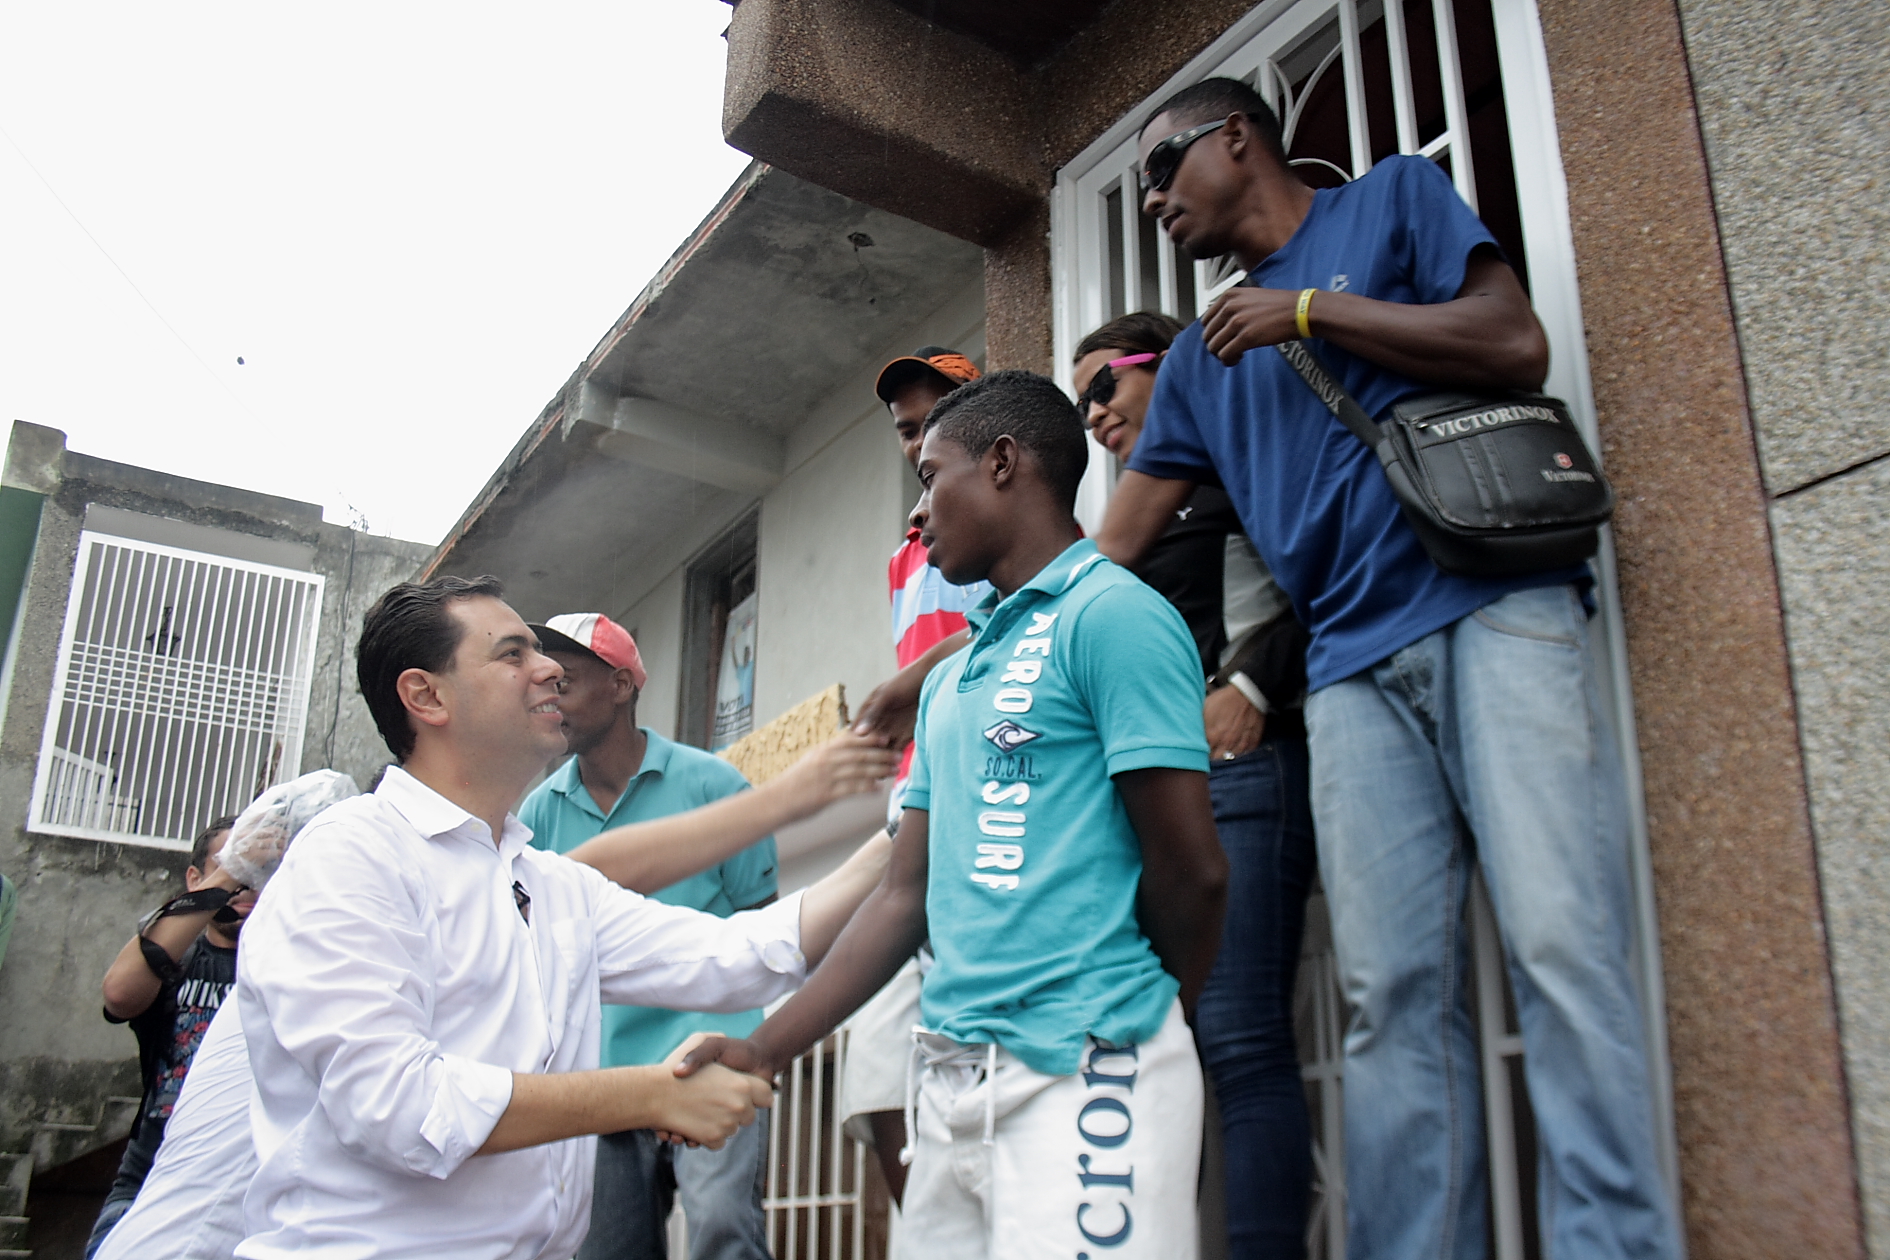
left=547, top=728, right=677, bottom=819
left=375, top=764, right=532, bottom=857
left=966, top=539, right=1108, bottom=634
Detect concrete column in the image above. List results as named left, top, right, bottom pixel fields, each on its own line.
left=982, top=203, right=1054, bottom=374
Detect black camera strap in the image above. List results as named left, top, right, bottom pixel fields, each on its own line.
left=136, top=888, right=241, bottom=982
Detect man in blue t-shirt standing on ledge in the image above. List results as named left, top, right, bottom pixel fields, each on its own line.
left=1100, top=78, right=1680, bottom=1259
left=677, top=371, right=1228, bottom=1259
left=519, top=613, right=775, bottom=1260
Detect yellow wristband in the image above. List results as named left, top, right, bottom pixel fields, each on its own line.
left=1295, top=288, right=1316, bottom=340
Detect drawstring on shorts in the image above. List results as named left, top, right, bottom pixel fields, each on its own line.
left=900, top=1028, right=922, bottom=1167
left=902, top=1032, right=1003, bottom=1165
left=982, top=1041, right=997, bottom=1147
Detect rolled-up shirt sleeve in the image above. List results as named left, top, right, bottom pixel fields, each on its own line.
left=585, top=869, right=809, bottom=1010
left=241, top=824, right=514, bottom=1180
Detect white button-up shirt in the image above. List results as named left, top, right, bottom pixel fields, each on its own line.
left=235, top=767, right=807, bottom=1260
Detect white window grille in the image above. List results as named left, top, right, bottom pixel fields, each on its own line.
left=28, top=531, right=325, bottom=850
left=764, top=1031, right=870, bottom=1260
left=1054, top=2, right=1678, bottom=1258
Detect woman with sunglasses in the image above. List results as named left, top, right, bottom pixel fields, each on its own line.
left=1075, top=311, right=1316, bottom=1260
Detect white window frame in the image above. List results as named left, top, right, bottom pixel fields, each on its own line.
left=1051, top=2, right=1680, bottom=1255
left=28, top=531, right=325, bottom=851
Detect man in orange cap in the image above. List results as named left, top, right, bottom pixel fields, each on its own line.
left=870, top=348, right=987, bottom=761
left=831, top=348, right=986, bottom=1205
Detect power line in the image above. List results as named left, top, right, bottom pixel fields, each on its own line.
left=0, top=121, right=372, bottom=530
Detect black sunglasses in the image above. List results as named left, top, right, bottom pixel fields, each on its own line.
left=1139, top=118, right=1228, bottom=192
left=1077, top=353, right=1161, bottom=412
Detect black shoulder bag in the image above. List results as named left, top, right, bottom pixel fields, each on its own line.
left=1275, top=339, right=1614, bottom=577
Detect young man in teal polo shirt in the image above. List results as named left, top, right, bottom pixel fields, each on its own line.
left=679, top=372, right=1229, bottom=1260
left=519, top=613, right=774, bottom=1260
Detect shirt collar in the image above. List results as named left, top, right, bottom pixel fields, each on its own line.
left=966, top=539, right=1107, bottom=633
left=375, top=765, right=532, bottom=857
left=547, top=728, right=675, bottom=820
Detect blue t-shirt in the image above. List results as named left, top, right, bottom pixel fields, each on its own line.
left=520, top=729, right=777, bottom=1067
left=1129, top=155, right=1585, bottom=690
left=903, top=540, right=1209, bottom=1076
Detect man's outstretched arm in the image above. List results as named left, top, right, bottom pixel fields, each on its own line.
left=851, top=632, right=970, bottom=750
left=1115, top=767, right=1228, bottom=1016
left=566, top=731, right=897, bottom=893
left=678, top=809, right=932, bottom=1080
left=480, top=1041, right=771, bottom=1154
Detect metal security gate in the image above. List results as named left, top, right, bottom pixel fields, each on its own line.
left=662, top=1032, right=875, bottom=1259
left=28, top=531, right=324, bottom=850
left=1053, top=1, right=1678, bottom=1257
left=765, top=1031, right=870, bottom=1260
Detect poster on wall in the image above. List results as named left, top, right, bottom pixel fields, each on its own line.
left=711, top=592, right=757, bottom=751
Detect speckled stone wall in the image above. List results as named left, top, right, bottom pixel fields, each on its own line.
left=723, top=0, right=1044, bottom=246
left=983, top=203, right=1053, bottom=372
left=1674, top=0, right=1888, bottom=496
left=1535, top=0, right=1865, bottom=1254
left=1672, top=3, right=1890, bottom=1249
left=1772, top=463, right=1890, bottom=1256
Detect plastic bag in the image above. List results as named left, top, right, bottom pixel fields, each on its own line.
left=220, top=769, right=360, bottom=889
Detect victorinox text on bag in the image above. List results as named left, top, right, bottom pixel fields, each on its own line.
left=1275, top=339, right=1614, bottom=577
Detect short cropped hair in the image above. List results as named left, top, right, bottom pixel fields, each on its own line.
left=1074, top=311, right=1186, bottom=363
left=190, top=816, right=239, bottom=870
left=1145, top=77, right=1287, bottom=161
left=357, top=575, right=505, bottom=762
left=923, top=370, right=1090, bottom=510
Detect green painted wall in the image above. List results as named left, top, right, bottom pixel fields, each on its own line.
left=0, top=487, right=44, bottom=672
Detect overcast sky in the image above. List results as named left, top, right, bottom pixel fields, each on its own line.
left=0, top=2, right=751, bottom=544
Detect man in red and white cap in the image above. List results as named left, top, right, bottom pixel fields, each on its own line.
left=533, top=613, right=647, bottom=691
left=519, top=613, right=776, bottom=1260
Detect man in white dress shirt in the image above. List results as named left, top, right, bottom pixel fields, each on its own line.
left=235, top=576, right=862, bottom=1260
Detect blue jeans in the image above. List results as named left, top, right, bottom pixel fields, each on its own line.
left=1195, top=736, right=1317, bottom=1260
left=579, top=1115, right=770, bottom=1260
left=1304, top=585, right=1679, bottom=1260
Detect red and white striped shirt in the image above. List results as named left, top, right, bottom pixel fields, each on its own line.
left=889, top=529, right=990, bottom=668
left=888, top=529, right=989, bottom=781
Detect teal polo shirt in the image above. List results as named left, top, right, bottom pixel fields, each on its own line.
left=904, top=539, right=1210, bottom=1076
left=520, top=729, right=777, bottom=1067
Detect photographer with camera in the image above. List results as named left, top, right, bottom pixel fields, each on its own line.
left=86, top=817, right=251, bottom=1258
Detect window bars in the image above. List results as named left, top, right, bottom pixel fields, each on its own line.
left=28, top=532, right=324, bottom=850
left=764, top=1031, right=870, bottom=1260
left=1066, top=0, right=1485, bottom=347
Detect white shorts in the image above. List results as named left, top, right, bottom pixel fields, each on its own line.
left=839, top=955, right=924, bottom=1146
left=902, top=999, right=1202, bottom=1260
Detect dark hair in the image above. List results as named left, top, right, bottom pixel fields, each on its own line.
left=190, top=815, right=239, bottom=870
left=1144, top=77, right=1286, bottom=161
left=1074, top=311, right=1185, bottom=364
left=923, top=370, right=1090, bottom=509
left=356, top=575, right=505, bottom=761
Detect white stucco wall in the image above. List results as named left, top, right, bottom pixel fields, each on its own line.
left=754, top=281, right=985, bottom=728
left=617, top=564, right=686, bottom=743
left=753, top=410, right=911, bottom=727
left=568, top=282, right=986, bottom=895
